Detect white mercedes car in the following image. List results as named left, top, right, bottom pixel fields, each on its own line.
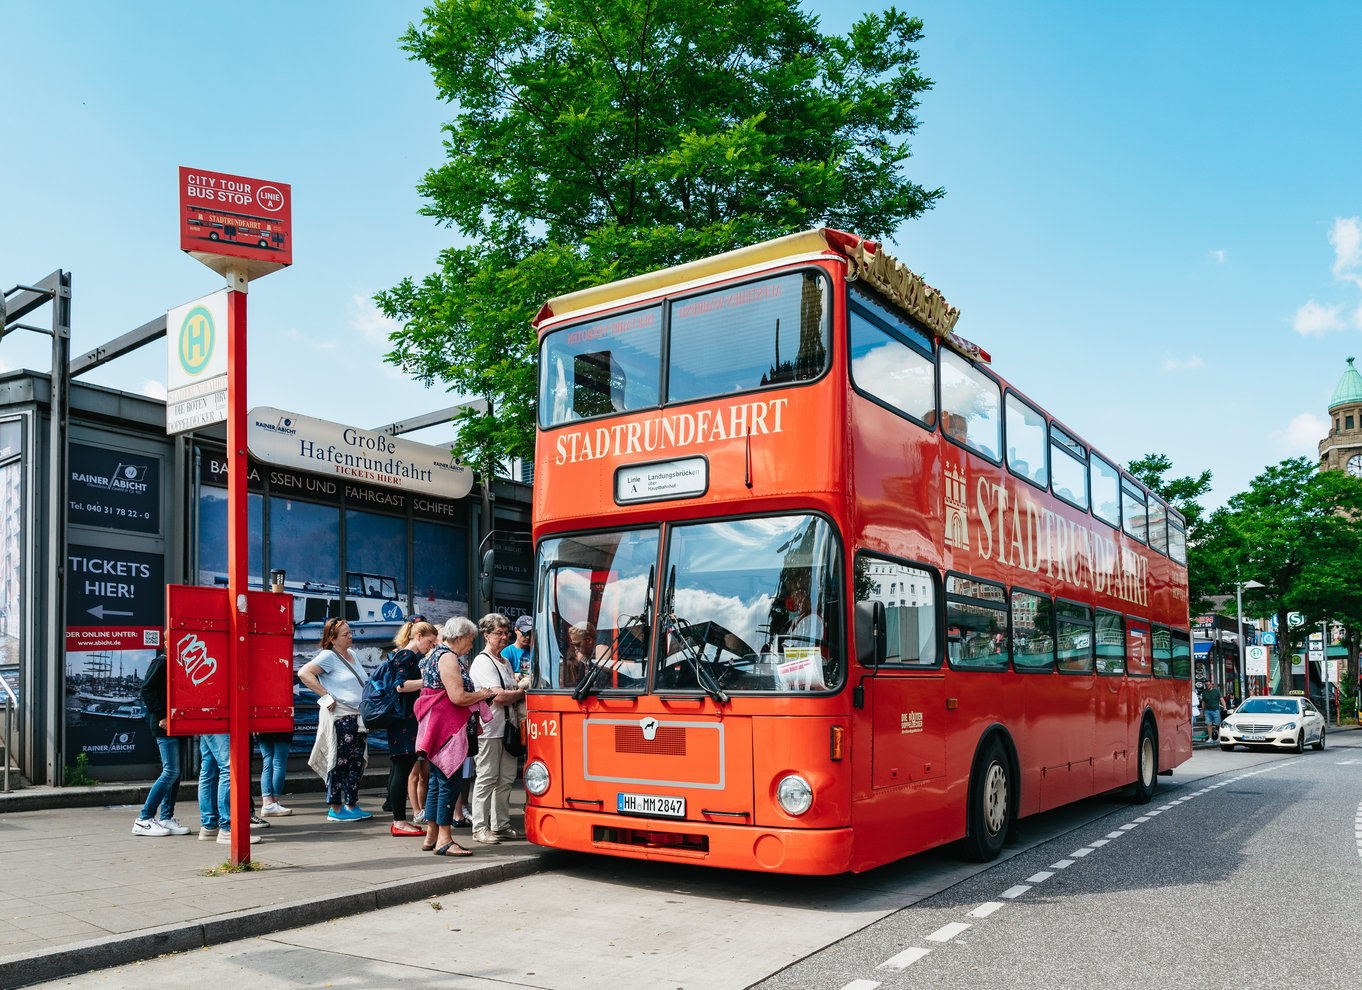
left=1219, top=695, right=1326, bottom=753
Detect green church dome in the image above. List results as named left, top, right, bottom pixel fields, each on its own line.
left=1329, top=357, right=1362, bottom=410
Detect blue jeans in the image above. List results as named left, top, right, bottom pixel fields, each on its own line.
left=1205, top=709, right=1222, bottom=726
left=198, top=734, right=231, bottom=829
left=424, top=763, right=459, bottom=827
left=258, top=739, right=290, bottom=798
left=140, top=735, right=181, bottom=821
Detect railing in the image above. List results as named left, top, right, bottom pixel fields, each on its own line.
left=1, top=673, right=17, bottom=792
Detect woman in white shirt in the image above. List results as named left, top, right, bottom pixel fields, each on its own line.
left=469, top=613, right=526, bottom=844
left=298, top=619, right=372, bottom=822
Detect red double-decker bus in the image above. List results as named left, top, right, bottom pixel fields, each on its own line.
left=183, top=207, right=287, bottom=251
left=520, top=229, right=1192, bottom=874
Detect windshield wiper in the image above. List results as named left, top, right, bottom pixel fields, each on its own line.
left=663, top=565, right=729, bottom=706
left=573, top=565, right=654, bottom=701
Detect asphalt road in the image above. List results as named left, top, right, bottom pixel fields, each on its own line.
left=30, top=736, right=1362, bottom=989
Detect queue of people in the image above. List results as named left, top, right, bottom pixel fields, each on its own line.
left=130, top=612, right=532, bottom=858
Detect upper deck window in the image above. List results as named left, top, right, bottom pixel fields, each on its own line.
left=1005, top=394, right=1049, bottom=488
left=667, top=271, right=829, bottom=404
left=540, top=306, right=662, bottom=428
left=848, top=286, right=936, bottom=425
left=939, top=350, right=1001, bottom=461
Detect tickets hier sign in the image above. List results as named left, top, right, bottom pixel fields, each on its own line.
left=165, top=585, right=295, bottom=735
left=178, top=166, right=292, bottom=279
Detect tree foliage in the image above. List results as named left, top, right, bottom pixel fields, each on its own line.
left=378, top=0, right=942, bottom=472
left=1195, top=457, right=1362, bottom=690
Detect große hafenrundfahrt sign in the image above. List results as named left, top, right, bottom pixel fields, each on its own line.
left=247, top=407, right=474, bottom=500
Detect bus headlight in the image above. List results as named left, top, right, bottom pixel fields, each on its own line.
left=776, top=774, right=814, bottom=816
left=524, top=760, right=551, bottom=797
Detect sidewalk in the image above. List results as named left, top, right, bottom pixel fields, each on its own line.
left=0, top=781, right=548, bottom=988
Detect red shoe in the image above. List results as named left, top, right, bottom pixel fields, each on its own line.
left=390, top=822, right=425, bottom=837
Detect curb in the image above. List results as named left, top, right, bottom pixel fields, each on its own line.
left=0, top=852, right=547, bottom=989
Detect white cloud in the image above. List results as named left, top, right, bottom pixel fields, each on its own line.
left=1268, top=412, right=1328, bottom=455
left=349, top=293, right=397, bottom=347
left=1330, top=216, right=1362, bottom=288
left=1293, top=300, right=1345, bottom=336
left=140, top=380, right=167, bottom=400
left=1209, top=249, right=1226, bottom=263
left=1161, top=355, right=1204, bottom=372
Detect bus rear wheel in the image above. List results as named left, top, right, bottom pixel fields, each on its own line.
left=963, top=737, right=1011, bottom=862
left=1131, top=720, right=1157, bottom=804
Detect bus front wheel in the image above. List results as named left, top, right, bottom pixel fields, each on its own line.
left=1131, top=720, right=1157, bottom=804
left=963, top=737, right=1011, bottom=862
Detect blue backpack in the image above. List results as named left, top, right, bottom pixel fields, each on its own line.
left=360, top=657, right=402, bottom=729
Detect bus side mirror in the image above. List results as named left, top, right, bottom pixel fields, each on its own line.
left=479, top=548, right=495, bottom=603
left=856, top=600, right=886, bottom=668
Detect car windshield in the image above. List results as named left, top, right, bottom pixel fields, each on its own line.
left=1236, top=698, right=1300, bottom=715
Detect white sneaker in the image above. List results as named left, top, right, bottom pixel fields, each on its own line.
left=132, top=817, right=170, bottom=837
left=216, top=829, right=262, bottom=845
left=198, top=826, right=219, bottom=841
left=156, top=816, right=190, bottom=835
left=261, top=802, right=292, bottom=817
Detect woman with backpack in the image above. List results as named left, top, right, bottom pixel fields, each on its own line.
left=386, top=619, right=438, bottom=836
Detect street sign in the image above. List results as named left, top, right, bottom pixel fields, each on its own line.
left=167, top=290, right=229, bottom=434
left=1309, top=650, right=1324, bottom=662
left=1262, top=631, right=1277, bottom=646
left=1287, top=611, right=1304, bottom=628
left=1245, top=645, right=1269, bottom=676
left=178, top=166, right=292, bottom=280
left=1308, top=631, right=1323, bottom=648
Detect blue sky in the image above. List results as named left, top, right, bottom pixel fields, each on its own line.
left=4, top=1, right=1361, bottom=509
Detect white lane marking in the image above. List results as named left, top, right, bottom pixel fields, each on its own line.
left=968, top=902, right=1005, bottom=918
left=1119, top=823, right=1140, bottom=830
left=1134, top=816, right=1151, bottom=822
left=1105, top=831, right=1125, bottom=839
left=1070, top=847, right=1094, bottom=857
left=926, top=922, right=971, bottom=942
left=841, top=981, right=881, bottom=990
left=1001, top=884, right=1032, bottom=898
left=1025, top=871, right=1054, bottom=883
left=1051, top=859, right=1075, bottom=869
left=877, top=947, right=931, bottom=971
left=1146, top=810, right=1163, bottom=816
left=1088, top=838, right=1110, bottom=847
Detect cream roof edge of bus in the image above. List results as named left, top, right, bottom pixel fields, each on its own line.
left=538, top=229, right=845, bottom=326
left=536, top=227, right=976, bottom=359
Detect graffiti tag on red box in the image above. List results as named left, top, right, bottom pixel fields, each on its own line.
left=178, top=166, right=292, bottom=266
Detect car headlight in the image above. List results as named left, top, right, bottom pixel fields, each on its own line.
left=1277, top=722, right=1297, bottom=733
left=524, top=760, right=551, bottom=796
left=776, top=774, right=814, bottom=816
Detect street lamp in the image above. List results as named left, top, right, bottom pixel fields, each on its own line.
left=1236, top=578, right=1264, bottom=701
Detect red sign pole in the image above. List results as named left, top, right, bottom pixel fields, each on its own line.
left=226, top=269, right=251, bottom=865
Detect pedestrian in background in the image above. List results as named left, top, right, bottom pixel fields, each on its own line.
left=131, top=647, right=189, bottom=838
left=299, top=618, right=373, bottom=822
left=387, top=618, right=437, bottom=837
left=502, top=615, right=534, bottom=677
left=470, top=613, right=526, bottom=844
left=257, top=726, right=293, bottom=818
left=197, top=732, right=261, bottom=845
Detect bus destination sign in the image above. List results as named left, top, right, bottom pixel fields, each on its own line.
left=178, top=166, right=293, bottom=279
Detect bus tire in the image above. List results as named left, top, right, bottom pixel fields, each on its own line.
left=1131, top=719, right=1157, bottom=804
left=963, top=736, right=1011, bottom=862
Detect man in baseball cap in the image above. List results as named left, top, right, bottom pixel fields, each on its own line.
left=504, top=615, right=534, bottom=676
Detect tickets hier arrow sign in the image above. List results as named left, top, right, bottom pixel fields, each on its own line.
left=86, top=604, right=135, bottom=620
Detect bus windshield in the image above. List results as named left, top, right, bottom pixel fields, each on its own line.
left=532, top=514, right=842, bottom=695
left=659, top=514, right=842, bottom=694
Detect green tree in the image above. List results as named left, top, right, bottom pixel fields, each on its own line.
left=1196, top=457, right=1362, bottom=694
left=1126, top=453, right=1217, bottom=613
left=378, top=0, right=942, bottom=473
